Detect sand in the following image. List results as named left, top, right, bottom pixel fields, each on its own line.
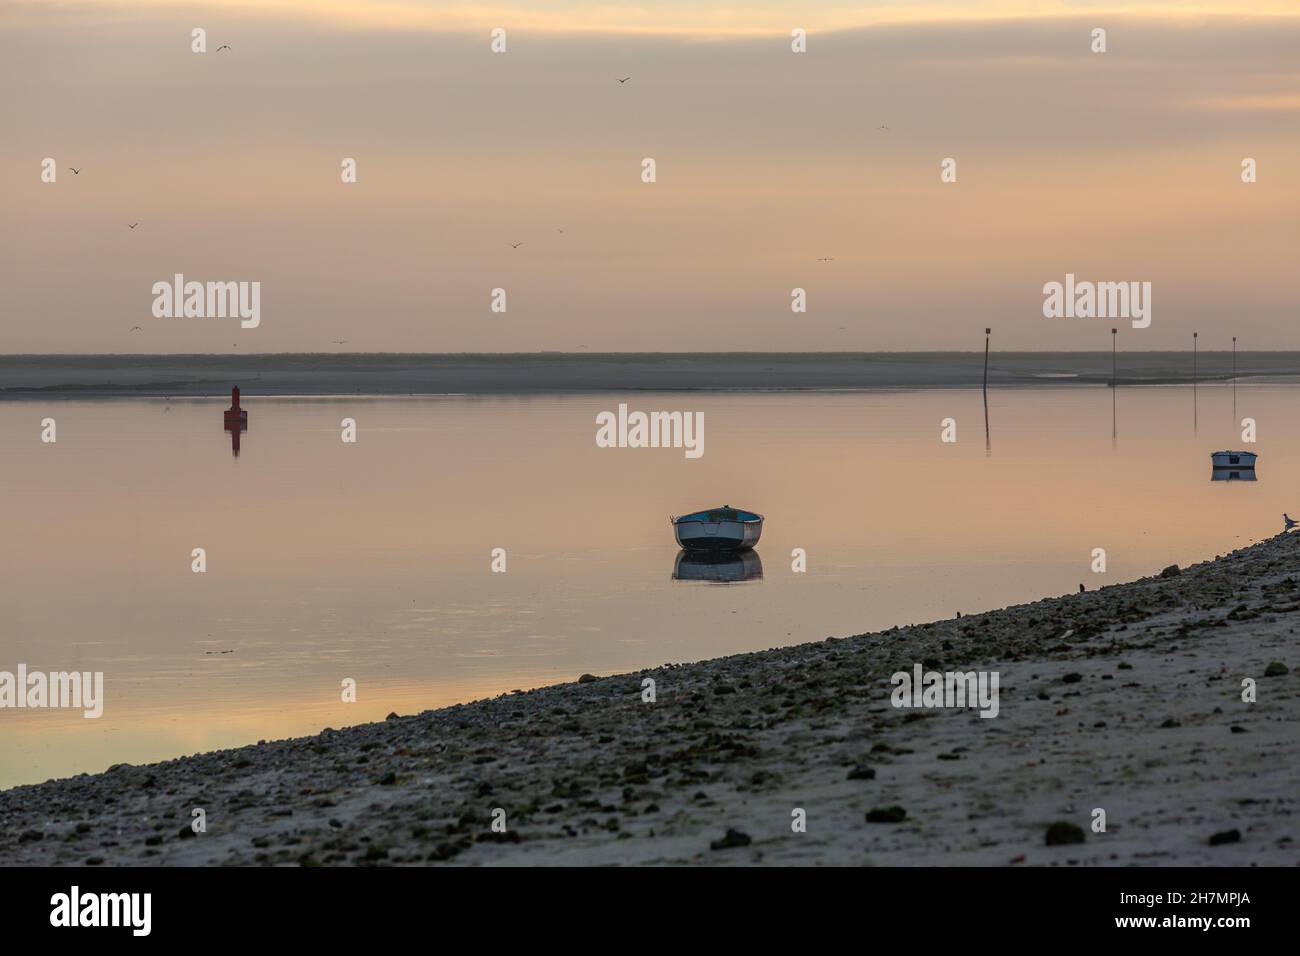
left=1, top=534, right=1296, bottom=866
left=2, top=352, right=1297, bottom=397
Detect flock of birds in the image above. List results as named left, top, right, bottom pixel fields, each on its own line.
left=79, top=64, right=883, bottom=346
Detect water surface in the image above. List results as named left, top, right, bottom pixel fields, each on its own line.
left=0, top=385, right=1285, bottom=788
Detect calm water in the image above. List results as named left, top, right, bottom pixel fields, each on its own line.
left=0, top=385, right=1286, bottom=788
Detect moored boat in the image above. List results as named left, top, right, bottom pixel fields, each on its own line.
left=1210, top=450, right=1257, bottom=469
left=670, top=505, right=763, bottom=552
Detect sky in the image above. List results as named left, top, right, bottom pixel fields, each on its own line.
left=2, top=1, right=1297, bottom=353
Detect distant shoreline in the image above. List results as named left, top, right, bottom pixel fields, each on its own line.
left=2, top=352, right=1295, bottom=398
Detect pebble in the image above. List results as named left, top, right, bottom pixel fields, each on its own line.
left=709, top=828, right=751, bottom=850
left=1045, top=822, right=1086, bottom=846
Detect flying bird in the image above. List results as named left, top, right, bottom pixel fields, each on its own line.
left=617, top=77, right=631, bottom=84
left=876, top=125, right=889, bottom=131
left=127, top=222, right=139, bottom=229
left=217, top=45, right=232, bottom=52
left=816, top=257, right=834, bottom=262
left=511, top=242, right=524, bottom=249
left=1285, top=513, right=1297, bottom=531
left=68, top=167, right=81, bottom=175
left=332, top=340, right=347, bottom=345
left=129, top=326, right=143, bottom=332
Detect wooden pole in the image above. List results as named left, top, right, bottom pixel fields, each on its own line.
left=983, top=328, right=991, bottom=451
left=1111, top=328, right=1116, bottom=388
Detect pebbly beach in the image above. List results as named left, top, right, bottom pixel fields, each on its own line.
left=1, top=534, right=1296, bottom=866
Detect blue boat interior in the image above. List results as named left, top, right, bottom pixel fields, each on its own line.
left=677, top=507, right=760, bottom=523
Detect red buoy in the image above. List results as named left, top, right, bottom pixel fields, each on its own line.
left=223, top=387, right=248, bottom=430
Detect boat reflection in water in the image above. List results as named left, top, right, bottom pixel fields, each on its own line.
left=672, top=549, right=763, bottom=584
left=1211, top=468, right=1257, bottom=482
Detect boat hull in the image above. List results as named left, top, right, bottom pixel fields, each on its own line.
left=674, top=518, right=762, bottom=552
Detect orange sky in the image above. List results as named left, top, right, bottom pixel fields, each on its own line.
left=2, top=1, right=1297, bottom=352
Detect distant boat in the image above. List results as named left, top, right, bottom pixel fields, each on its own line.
left=670, top=505, right=763, bottom=552
left=673, top=549, right=763, bottom=583
left=1210, top=450, right=1256, bottom=469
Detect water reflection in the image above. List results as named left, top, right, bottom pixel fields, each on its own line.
left=1211, top=468, right=1257, bottom=482
left=672, top=549, right=763, bottom=583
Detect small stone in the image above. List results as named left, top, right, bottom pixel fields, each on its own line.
left=865, top=806, right=907, bottom=824
left=1045, top=821, right=1086, bottom=846
left=1230, top=725, right=1248, bottom=734
left=377, top=771, right=397, bottom=786
left=578, top=674, right=598, bottom=684
left=1062, top=673, right=1083, bottom=684
left=178, top=825, right=196, bottom=839
left=709, top=828, right=751, bottom=850
left=1160, top=718, right=1181, bottom=728
left=1209, top=829, right=1241, bottom=846
left=18, top=830, right=43, bottom=843
left=1160, top=564, right=1181, bottom=578
left=846, top=765, right=876, bottom=781
left=1263, top=661, right=1289, bottom=677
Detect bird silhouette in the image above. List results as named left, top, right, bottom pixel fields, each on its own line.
left=129, top=326, right=143, bottom=332
left=816, top=257, right=834, bottom=262
left=127, top=222, right=139, bottom=229
left=217, top=44, right=232, bottom=52
left=511, top=242, right=523, bottom=249
left=68, top=167, right=81, bottom=175
left=1285, top=513, right=1297, bottom=531
left=332, top=340, right=347, bottom=345
left=876, top=125, right=889, bottom=131
left=617, top=77, right=631, bottom=84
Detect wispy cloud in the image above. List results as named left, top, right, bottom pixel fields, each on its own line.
left=46, top=0, right=1300, bottom=37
